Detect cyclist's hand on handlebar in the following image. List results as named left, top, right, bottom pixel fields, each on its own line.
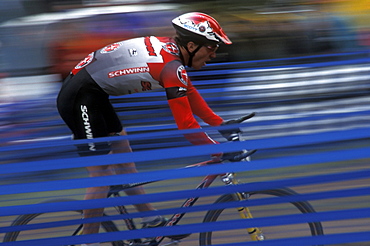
left=223, top=149, right=257, bottom=162
left=219, top=112, right=256, bottom=141
left=212, top=149, right=257, bottom=162
left=216, top=113, right=257, bottom=161
left=219, top=121, right=241, bottom=141
left=222, top=150, right=247, bottom=162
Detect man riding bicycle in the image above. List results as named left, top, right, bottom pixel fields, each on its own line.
left=57, top=12, right=234, bottom=246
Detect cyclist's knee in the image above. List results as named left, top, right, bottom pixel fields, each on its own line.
left=86, top=165, right=114, bottom=177
left=109, top=130, right=132, bottom=153
left=113, top=162, right=138, bottom=174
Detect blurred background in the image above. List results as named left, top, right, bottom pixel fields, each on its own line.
left=1, top=0, right=369, bottom=160
left=0, top=1, right=369, bottom=245
left=0, top=0, right=370, bottom=79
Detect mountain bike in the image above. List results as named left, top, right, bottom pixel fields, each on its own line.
left=3, top=113, right=324, bottom=245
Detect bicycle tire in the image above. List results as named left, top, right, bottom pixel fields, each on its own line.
left=199, top=188, right=324, bottom=245
left=3, top=198, right=123, bottom=246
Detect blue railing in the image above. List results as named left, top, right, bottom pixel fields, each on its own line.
left=1, top=51, right=370, bottom=245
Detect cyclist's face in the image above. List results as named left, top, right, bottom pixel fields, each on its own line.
left=187, top=42, right=218, bottom=70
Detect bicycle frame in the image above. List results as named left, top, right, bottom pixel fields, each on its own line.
left=109, top=156, right=264, bottom=245
left=104, top=113, right=261, bottom=244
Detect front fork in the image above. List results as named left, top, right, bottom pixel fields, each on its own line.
left=221, top=173, right=265, bottom=241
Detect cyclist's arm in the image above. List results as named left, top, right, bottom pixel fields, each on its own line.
left=186, top=80, right=223, bottom=126
left=160, top=61, right=218, bottom=145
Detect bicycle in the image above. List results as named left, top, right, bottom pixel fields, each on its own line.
left=3, top=113, right=324, bottom=245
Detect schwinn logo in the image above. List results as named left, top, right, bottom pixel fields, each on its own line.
left=108, top=66, right=149, bottom=78
left=163, top=197, right=196, bottom=227
left=81, top=105, right=96, bottom=151
left=155, top=179, right=207, bottom=241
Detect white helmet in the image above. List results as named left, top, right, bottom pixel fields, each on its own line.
left=172, top=12, right=232, bottom=45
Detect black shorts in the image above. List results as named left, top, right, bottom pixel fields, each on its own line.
left=57, top=69, right=123, bottom=156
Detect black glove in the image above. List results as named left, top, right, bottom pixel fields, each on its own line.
left=221, top=149, right=257, bottom=162
left=222, top=151, right=244, bottom=162
left=219, top=113, right=256, bottom=141
left=219, top=119, right=242, bottom=141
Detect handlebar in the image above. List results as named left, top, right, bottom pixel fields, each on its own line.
left=220, top=112, right=256, bottom=142
left=233, top=112, right=256, bottom=124
left=219, top=112, right=257, bottom=162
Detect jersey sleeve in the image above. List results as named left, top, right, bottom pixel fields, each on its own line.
left=160, top=61, right=220, bottom=145
left=186, top=80, right=223, bottom=126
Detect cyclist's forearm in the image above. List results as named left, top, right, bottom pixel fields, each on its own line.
left=167, top=96, right=217, bottom=145
left=187, top=83, right=223, bottom=126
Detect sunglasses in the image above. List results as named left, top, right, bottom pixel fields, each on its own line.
left=204, top=44, right=219, bottom=52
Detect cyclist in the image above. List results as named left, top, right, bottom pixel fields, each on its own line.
left=57, top=12, right=232, bottom=246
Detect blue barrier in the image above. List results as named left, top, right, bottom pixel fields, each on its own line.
left=0, top=143, right=369, bottom=196
left=1, top=53, right=370, bottom=245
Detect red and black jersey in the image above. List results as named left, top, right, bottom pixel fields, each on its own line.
left=71, top=36, right=223, bottom=145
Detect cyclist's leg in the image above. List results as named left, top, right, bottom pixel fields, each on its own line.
left=100, top=95, right=161, bottom=223
left=57, top=69, right=118, bottom=237
left=75, top=88, right=121, bottom=236
left=83, top=165, right=114, bottom=235
left=109, top=130, right=159, bottom=222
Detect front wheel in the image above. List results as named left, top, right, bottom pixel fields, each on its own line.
left=3, top=198, right=123, bottom=246
left=199, top=188, right=323, bottom=245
